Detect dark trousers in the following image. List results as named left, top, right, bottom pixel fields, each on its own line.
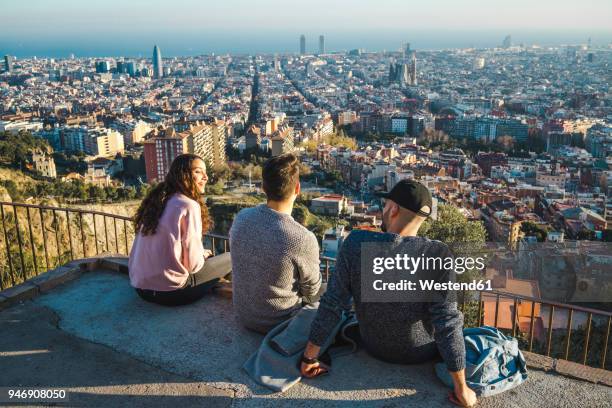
left=136, top=252, right=232, bottom=306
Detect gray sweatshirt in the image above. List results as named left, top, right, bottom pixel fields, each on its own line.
left=230, top=204, right=322, bottom=333
left=308, top=229, right=466, bottom=372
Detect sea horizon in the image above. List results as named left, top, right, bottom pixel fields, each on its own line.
left=2, top=29, right=611, bottom=58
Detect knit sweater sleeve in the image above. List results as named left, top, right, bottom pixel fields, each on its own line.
left=308, top=236, right=354, bottom=347
left=296, top=231, right=322, bottom=303
left=179, top=201, right=205, bottom=273
left=427, top=243, right=466, bottom=372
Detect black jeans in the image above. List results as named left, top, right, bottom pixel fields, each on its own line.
left=136, top=252, right=232, bottom=306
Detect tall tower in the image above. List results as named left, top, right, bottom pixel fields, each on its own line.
left=4, top=55, right=13, bottom=73
left=300, top=35, right=306, bottom=55
left=319, top=35, right=325, bottom=54
left=502, top=35, right=512, bottom=49
left=152, top=45, right=163, bottom=79
left=410, top=52, right=417, bottom=86
left=402, top=42, right=411, bottom=58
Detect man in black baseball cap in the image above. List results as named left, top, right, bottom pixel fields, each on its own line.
left=376, top=179, right=434, bottom=233
left=301, top=179, right=476, bottom=407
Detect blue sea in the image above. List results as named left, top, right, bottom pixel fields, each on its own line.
left=1, top=29, right=610, bottom=58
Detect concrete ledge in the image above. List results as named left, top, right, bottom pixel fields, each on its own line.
left=0, top=294, right=8, bottom=312
left=524, top=351, right=611, bottom=387
left=0, top=281, right=39, bottom=310
left=30, top=265, right=83, bottom=293
left=65, top=257, right=102, bottom=271
left=0, top=257, right=102, bottom=308
left=97, top=254, right=128, bottom=274
left=556, top=359, right=612, bottom=387
left=524, top=351, right=555, bottom=372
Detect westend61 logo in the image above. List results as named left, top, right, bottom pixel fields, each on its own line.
left=360, top=242, right=491, bottom=303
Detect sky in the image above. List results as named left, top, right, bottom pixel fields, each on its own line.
left=1, top=0, right=611, bottom=57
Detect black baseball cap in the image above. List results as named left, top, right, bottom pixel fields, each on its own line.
left=376, top=179, right=433, bottom=217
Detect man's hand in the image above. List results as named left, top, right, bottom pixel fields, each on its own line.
left=448, top=369, right=477, bottom=407
left=300, top=341, right=326, bottom=378
left=203, top=249, right=213, bottom=259
left=452, top=385, right=477, bottom=407
left=300, top=360, right=329, bottom=378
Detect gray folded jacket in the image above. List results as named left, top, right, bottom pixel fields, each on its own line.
left=244, top=303, right=357, bottom=392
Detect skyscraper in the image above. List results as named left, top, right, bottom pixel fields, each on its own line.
left=319, top=35, right=325, bottom=54
left=126, top=61, right=136, bottom=77
left=152, top=45, right=163, bottom=79
left=410, top=52, right=417, bottom=86
left=95, top=60, right=110, bottom=73
left=300, top=35, right=306, bottom=55
left=402, top=42, right=411, bottom=57
left=4, top=55, right=13, bottom=73
left=502, top=35, right=512, bottom=49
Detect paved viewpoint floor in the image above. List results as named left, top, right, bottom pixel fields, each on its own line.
left=1, top=268, right=611, bottom=407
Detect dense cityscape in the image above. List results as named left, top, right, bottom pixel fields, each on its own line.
left=1, top=35, right=610, bottom=247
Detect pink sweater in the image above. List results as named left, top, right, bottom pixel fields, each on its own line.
left=129, top=193, right=205, bottom=291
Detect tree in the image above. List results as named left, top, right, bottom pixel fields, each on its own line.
left=520, top=221, right=548, bottom=242
left=206, top=181, right=225, bottom=196
left=495, top=135, right=515, bottom=151
left=419, top=204, right=487, bottom=283
left=210, top=164, right=232, bottom=183
left=419, top=204, right=487, bottom=245
left=418, top=205, right=488, bottom=324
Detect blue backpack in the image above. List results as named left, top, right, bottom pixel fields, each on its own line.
left=435, top=326, right=528, bottom=397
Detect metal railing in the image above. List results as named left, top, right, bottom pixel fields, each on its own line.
left=474, top=290, right=611, bottom=370
left=0, top=201, right=133, bottom=290
left=0, top=205, right=609, bottom=371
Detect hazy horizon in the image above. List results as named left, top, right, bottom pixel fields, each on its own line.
left=2, top=29, right=611, bottom=59
left=1, top=0, right=611, bottom=57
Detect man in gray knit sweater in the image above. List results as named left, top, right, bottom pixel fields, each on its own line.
left=300, top=180, right=477, bottom=408
left=230, top=153, right=322, bottom=333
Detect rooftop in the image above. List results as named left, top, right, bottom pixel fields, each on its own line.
left=1, top=257, right=610, bottom=407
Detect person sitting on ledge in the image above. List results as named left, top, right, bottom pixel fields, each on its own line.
left=300, top=180, right=477, bottom=408
left=128, top=154, right=231, bottom=306
left=230, top=153, right=323, bottom=333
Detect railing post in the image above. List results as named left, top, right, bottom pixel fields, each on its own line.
left=39, top=208, right=50, bottom=271
left=13, top=205, right=27, bottom=280
left=564, top=309, right=574, bottom=361
left=66, top=210, right=75, bottom=260
left=1, top=204, right=16, bottom=287
left=103, top=215, right=109, bottom=252
left=528, top=301, right=536, bottom=352
left=123, top=219, right=129, bottom=255
left=512, top=297, right=518, bottom=337
left=582, top=313, right=592, bottom=365
left=93, top=213, right=99, bottom=255
left=114, top=217, right=119, bottom=253
left=25, top=207, right=39, bottom=276
left=546, top=305, right=555, bottom=357
left=53, top=210, right=61, bottom=266
left=79, top=212, right=86, bottom=258
left=494, top=293, right=500, bottom=328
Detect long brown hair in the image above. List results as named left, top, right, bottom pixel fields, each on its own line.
left=134, top=154, right=211, bottom=236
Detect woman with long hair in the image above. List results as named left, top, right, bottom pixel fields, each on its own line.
left=128, top=154, right=231, bottom=306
